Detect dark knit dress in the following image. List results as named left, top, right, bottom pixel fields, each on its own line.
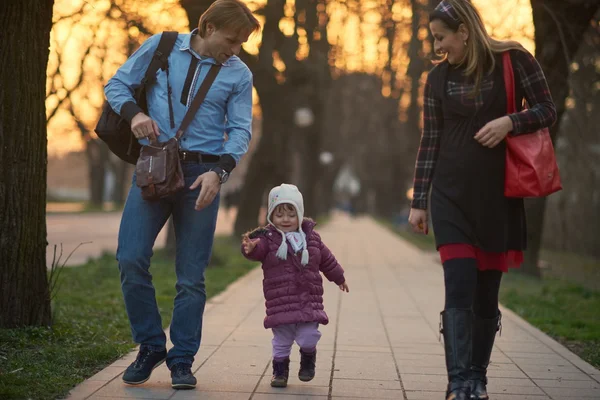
left=411, top=49, right=557, bottom=272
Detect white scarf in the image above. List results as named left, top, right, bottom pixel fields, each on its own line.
left=285, top=231, right=304, bottom=252
left=274, top=229, right=309, bottom=266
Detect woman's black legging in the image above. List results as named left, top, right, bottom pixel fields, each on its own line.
left=443, top=257, right=502, bottom=318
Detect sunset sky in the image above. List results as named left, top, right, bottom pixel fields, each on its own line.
left=46, top=0, right=534, bottom=156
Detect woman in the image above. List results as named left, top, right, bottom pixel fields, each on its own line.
left=408, top=1, right=556, bottom=399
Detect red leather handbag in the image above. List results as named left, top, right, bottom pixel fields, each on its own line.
left=502, top=52, right=562, bottom=198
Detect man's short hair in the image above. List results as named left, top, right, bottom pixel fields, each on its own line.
left=198, top=0, right=261, bottom=37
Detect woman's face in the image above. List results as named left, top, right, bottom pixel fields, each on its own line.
left=430, top=19, right=468, bottom=65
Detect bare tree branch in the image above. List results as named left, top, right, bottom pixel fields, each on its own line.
left=52, top=3, right=90, bottom=25
left=47, top=25, right=98, bottom=122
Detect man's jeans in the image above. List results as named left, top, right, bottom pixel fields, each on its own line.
left=117, top=161, right=220, bottom=368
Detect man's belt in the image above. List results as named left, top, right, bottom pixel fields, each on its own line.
left=178, top=151, right=220, bottom=163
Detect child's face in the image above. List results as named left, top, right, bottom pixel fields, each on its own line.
left=271, top=204, right=299, bottom=233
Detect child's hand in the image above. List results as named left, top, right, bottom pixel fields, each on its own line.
left=242, top=235, right=260, bottom=254
left=339, top=282, right=349, bottom=293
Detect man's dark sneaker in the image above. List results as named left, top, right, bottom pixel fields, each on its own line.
left=171, top=363, right=197, bottom=390
left=270, top=358, right=290, bottom=388
left=298, top=349, right=316, bottom=382
left=122, top=348, right=167, bottom=385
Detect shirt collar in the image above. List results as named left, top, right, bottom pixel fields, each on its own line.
left=179, top=29, right=231, bottom=67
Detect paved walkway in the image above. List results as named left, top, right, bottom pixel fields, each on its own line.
left=46, top=206, right=237, bottom=267
left=67, top=214, right=600, bottom=399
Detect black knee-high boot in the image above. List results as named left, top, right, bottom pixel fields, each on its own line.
left=440, top=309, right=472, bottom=400
left=470, top=312, right=502, bottom=399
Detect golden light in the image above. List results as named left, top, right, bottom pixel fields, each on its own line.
left=47, top=0, right=536, bottom=157
left=279, top=18, right=295, bottom=36
left=273, top=51, right=286, bottom=72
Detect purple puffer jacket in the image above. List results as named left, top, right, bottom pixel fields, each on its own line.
left=242, top=219, right=345, bottom=329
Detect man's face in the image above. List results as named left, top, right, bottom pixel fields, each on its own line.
left=204, top=23, right=251, bottom=64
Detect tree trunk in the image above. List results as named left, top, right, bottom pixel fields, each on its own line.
left=86, top=139, right=107, bottom=207
left=0, top=0, right=54, bottom=328
left=233, top=0, right=296, bottom=235
left=401, top=0, right=428, bottom=203
left=295, top=0, right=331, bottom=216
left=110, top=159, right=130, bottom=205
left=179, top=0, right=213, bottom=31
left=542, top=18, right=600, bottom=258
left=314, top=161, right=342, bottom=217
left=234, top=106, right=289, bottom=236
left=524, top=0, right=599, bottom=275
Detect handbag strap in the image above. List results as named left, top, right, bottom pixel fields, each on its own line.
left=176, top=64, right=222, bottom=139
left=502, top=52, right=517, bottom=114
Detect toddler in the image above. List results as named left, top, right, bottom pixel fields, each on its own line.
left=241, top=184, right=349, bottom=387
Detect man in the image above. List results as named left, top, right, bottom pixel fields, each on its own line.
left=104, top=0, right=260, bottom=390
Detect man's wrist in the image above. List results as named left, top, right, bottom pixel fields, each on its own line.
left=121, top=101, right=144, bottom=124
left=210, top=167, right=229, bottom=184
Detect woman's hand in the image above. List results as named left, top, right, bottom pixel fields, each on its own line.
left=474, top=116, right=513, bottom=148
left=339, top=282, right=349, bottom=292
left=408, top=208, right=429, bottom=235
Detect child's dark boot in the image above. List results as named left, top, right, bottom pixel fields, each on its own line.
left=271, top=358, right=290, bottom=387
left=299, top=349, right=316, bottom=382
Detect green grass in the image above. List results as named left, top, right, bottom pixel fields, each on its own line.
left=315, top=214, right=332, bottom=227
left=539, top=249, right=600, bottom=292
left=378, top=218, right=600, bottom=368
left=500, top=273, right=600, bottom=368
left=0, top=236, right=256, bottom=400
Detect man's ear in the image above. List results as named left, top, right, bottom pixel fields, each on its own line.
left=206, top=22, right=216, bottom=36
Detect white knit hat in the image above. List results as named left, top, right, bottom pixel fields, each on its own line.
left=267, top=184, right=309, bottom=265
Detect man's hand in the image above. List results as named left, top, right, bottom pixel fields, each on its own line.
left=408, top=208, right=429, bottom=235
left=242, top=235, right=259, bottom=254
left=339, top=282, right=349, bottom=293
left=474, top=116, right=513, bottom=148
left=131, top=112, right=160, bottom=143
left=190, top=171, right=221, bottom=211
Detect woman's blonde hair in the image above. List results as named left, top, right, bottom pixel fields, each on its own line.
left=432, top=0, right=525, bottom=93
left=198, top=0, right=261, bottom=38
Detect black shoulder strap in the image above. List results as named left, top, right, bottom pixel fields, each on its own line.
left=136, top=31, right=178, bottom=128
left=141, top=31, right=179, bottom=86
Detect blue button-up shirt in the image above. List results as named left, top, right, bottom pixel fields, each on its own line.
left=104, top=30, right=253, bottom=164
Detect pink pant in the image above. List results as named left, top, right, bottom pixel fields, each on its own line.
left=272, top=322, right=321, bottom=361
